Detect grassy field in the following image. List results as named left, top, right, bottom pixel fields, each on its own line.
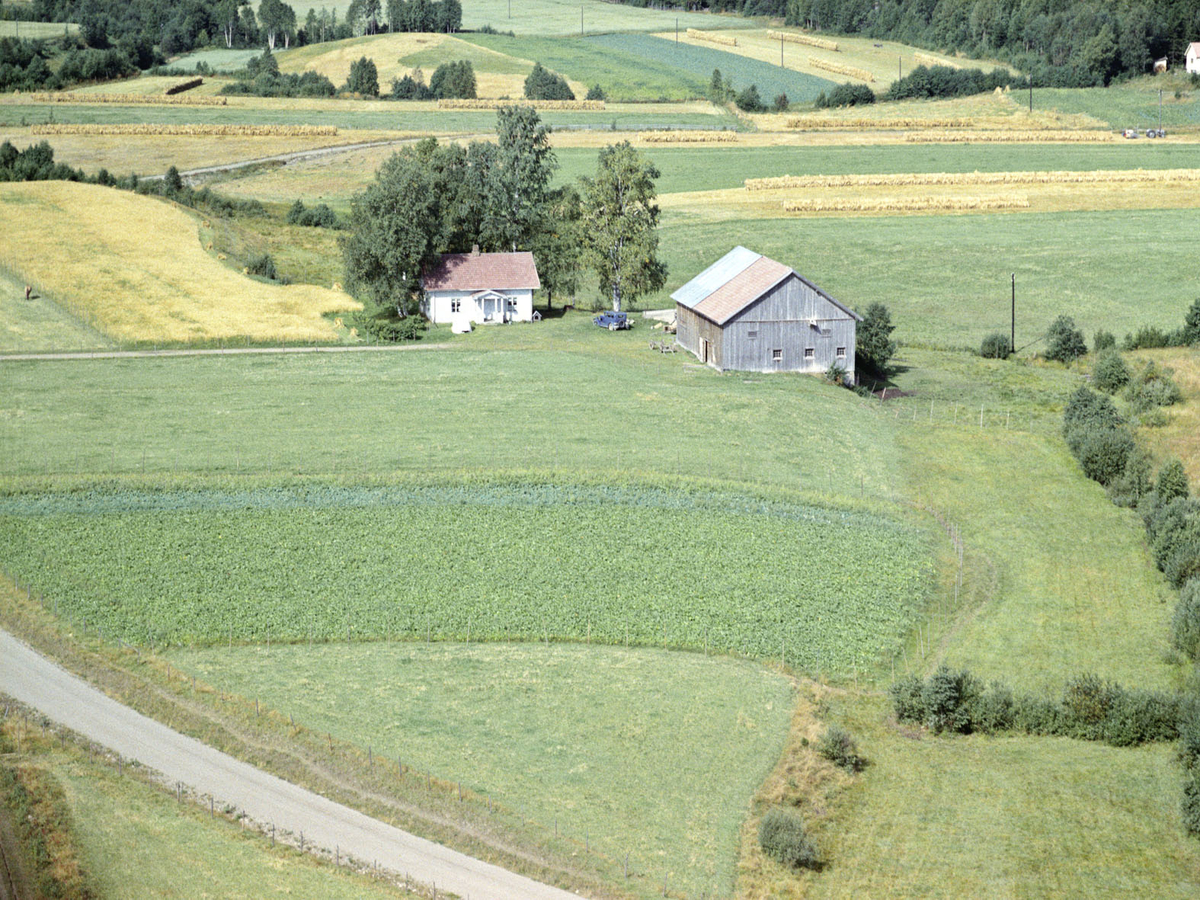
left=0, top=20, right=76, bottom=38
left=581, top=32, right=834, bottom=103
left=0, top=482, right=930, bottom=673
left=1039, top=76, right=1200, bottom=129
left=278, top=32, right=550, bottom=99
left=656, top=207, right=1200, bottom=349
left=0, top=316, right=900, bottom=486
left=662, top=26, right=1009, bottom=91
left=0, top=264, right=112, bottom=353
left=286, top=0, right=748, bottom=36
left=0, top=98, right=730, bottom=132
left=1135, top=348, right=1200, bottom=484
left=167, top=641, right=795, bottom=897
left=884, top=349, right=1180, bottom=692
left=41, top=751, right=412, bottom=899
left=0, top=181, right=357, bottom=344
left=804, top=695, right=1199, bottom=899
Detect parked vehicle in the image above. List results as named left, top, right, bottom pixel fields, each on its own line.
left=593, top=311, right=631, bottom=330
left=1146, top=128, right=1166, bottom=138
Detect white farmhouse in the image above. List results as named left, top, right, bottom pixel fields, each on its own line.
left=421, top=248, right=540, bottom=326
left=1188, top=42, right=1200, bottom=74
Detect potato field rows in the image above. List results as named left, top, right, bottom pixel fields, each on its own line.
left=0, top=484, right=931, bottom=675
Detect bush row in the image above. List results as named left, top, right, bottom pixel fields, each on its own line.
left=885, top=64, right=1023, bottom=101
left=891, top=666, right=1188, bottom=747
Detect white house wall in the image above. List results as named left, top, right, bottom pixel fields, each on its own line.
left=425, top=289, right=534, bottom=324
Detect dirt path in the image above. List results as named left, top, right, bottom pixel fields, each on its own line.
left=0, top=343, right=453, bottom=362
left=141, top=138, right=423, bottom=183
left=0, top=628, right=580, bottom=900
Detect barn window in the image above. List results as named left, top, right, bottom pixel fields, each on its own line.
left=836, top=346, right=846, bottom=358
left=450, top=299, right=461, bottom=313
left=804, top=348, right=815, bottom=359
left=748, top=330, right=758, bottom=339
left=772, top=348, right=782, bottom=363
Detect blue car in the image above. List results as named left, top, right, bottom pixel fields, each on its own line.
left=593, top=311, right=631, bottom=330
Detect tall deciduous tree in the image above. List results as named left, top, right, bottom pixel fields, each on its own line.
left=341, top=139, right=446, bottom=317
left=580, top=142, right=666, bottom=313
left=488, top=105, right=556, bottom=252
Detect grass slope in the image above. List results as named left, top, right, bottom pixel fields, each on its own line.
left=168, top=642, right=795, bottom=897
left=0, top=181, right=357, bottom=344
left=0, top=264, right=112, bottom=353
left=807, top=697, right=1199, bottom=900
left=54, top=755, right=412, bottom=899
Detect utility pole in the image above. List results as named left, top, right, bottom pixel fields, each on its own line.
left=675, top=18, right=678, bottom=44
left=508, top=0, right=511, bottom=18
left=1159, top=88, right=1163, bottom=133
left=1028, top=81, right=1032, bottom=113
left=1011, top=273, right=1016, bottom=354
left=898, top=56, right=902, bottom=80
left=781, top=34, right=784, bottom=68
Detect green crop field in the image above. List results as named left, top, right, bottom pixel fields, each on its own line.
left=0, top=482, right=930, bottom=674
left=581, top=32, right=835, bottom=103
left=1040, top=77, right=1200, bottom=129
left=167, top=642, right=795, bottom=897
left=0, top=99, right=729, bottom=133
left=552, top=141, right=1200, bottom=194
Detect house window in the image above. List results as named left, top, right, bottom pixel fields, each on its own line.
left=506, top=298, right=517, bottom=310
left=804, top=348, right=815, bottom=360
left=772, top=348, right=782, bottom=363
left=450, top=299, right=461, bottom=313
left=836, top=346, right=846, bottom=359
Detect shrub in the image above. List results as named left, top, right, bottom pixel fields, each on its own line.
left=1183, top=773, right=1200, bottom=836
left=1173, top=579, right=1200, bottom=661
left=1093, top=329, right=1116, bottom=353
left=1125, top=361, right=1181, bottom=412
left=1012, top=694, right=1064, bottom=735
left=1164, top=523, right=1200, bottom=589
left=1158, top=459, right=1190, bottom=504
left=246, top=253, right=277, bottom=280
left=1061, top=673, right=1117, bottom=741
left=758, top=808, right=819, bottom=869
left=972, top=681, right=1016, bottom=733
left=823, top=362, right=848, bottom=386
left=286, top=200, right=337, bottom=228
left=391, top=73, right=432, bottom=100
left=817, top=725, right=866, bottom=772
left=1092, top=351, right=1129, bottom=393
left=735, top=84, right=764, bottom=112
left=1101, top=688, right=1181, bottom=746
left=856, top=302, right=896, bottom=376
left=524, top=62, right=573, bottom=101
left=1180, top=700, right=1200, bottom=769
left=585, top=84, right=605, bottom=101
left=980, top=332, right=1012, bottom=359
left=773, top=92, right=789, bottom=111
left=1077, top=427, right=1135, bottom=486
left=1108, top=446, right=1152, bottom=508
left=1183, top=298, right=1200, bottom=346
left=361, top=314, right=427, bottom=342
left=1044, top=315, right=1087, bottom=363
left=816, top=81, right=876, bottom=107
left=1122, top=324, right=1176, bottom=351
left=922, top=665, right=979, bottom=733
left=1062, top=386, right=1124, bottom=455
left=890, top=673, right=926, bottom=723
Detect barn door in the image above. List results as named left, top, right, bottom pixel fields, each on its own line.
left=700, top=339, right=709, bottom=363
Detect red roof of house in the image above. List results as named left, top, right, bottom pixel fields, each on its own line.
left=422, top=250, right=540, bottom=291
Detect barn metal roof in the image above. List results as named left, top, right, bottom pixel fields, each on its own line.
left=671, top=246, right=761, bottom=310
left=671, top=246, right=861, bottom=326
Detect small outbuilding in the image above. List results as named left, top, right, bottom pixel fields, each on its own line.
left=1188, top=42, right=1200, bottom=75
left=1154, top=57, right=1169, bottom=73
left=422, top=247, right=540, bottom=326
left=671, top=246, right=862, bottom=379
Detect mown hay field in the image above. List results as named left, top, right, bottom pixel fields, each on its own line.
left=167, top=641, right=795, bottom=898
left=0, top=181, right=357, bottom=344
left=658, top=28, right=1009, bottom=90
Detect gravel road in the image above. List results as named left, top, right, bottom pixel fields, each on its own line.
left=0, top=629, right=580, bottom=900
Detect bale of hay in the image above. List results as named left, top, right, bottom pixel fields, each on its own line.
left=164, top=78, right=204, bottom=96
left=782, top=195, right=1031, bottom=213
left=808, top=58, right=874, bottom=82
left=686, top=28, right=737, bottom=47
left=767, top=30, right=837, bottom=51
left=30, top=91, right=227, bottom=106
left=31, top=124, right=338, bottom=136
left=641, top=131, right=738, bottom=143
left=435, top=98, right=604, bottom=110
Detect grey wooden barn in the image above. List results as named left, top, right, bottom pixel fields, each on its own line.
left=672, top=247, right=862, bottom=379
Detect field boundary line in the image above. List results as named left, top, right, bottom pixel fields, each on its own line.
left=0, top=344, right=454, bottom=362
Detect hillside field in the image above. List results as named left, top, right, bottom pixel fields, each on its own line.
left=0, top=181, right=357, bottom=345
